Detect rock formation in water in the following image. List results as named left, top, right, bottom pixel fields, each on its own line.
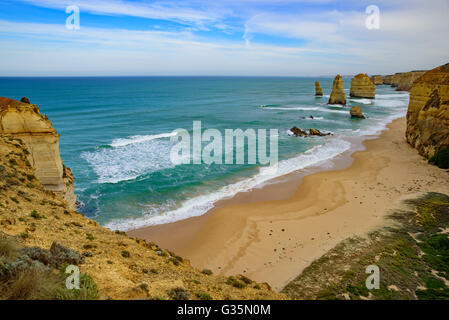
left=406, top=63, right=449, bottom=159
left=350, top=74, right=376, bottom=99
left=382, top=75, right=393, bottom=85
left=328, top=75, right=346, bottom=105
left=290, top=127, right=331, bottom=137
left=315, top=81, right=323, bottom=96
left=0, top=97, right=76, bottom=209
left=350, top=106, right=365, bottom=119
left=371, top=75, right=383, bottom=85
left=395, top=71, right=427, bottom=91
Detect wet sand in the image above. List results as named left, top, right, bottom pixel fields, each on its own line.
left=129, top=118, right=449, bottom=291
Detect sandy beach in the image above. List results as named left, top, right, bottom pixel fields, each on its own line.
left=129, top=117, right=449, bottom=291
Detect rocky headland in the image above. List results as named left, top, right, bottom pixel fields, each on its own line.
left=370, top=75, right=383, bottom=85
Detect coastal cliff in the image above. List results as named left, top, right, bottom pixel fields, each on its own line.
left=328, top=75, right=346, bottom=105
left=0, top=97, right=283, bottom=300
left=350, top=74, right=375, bottom=99
left=391, top=71, right=427, bottom=91
left=383, top=75, right=393, bottom=85
left=370, top=75, right=383, bottom=85
left=406, top=63, right=449, bottom=159
left=0, top=97, right=75, bottom=209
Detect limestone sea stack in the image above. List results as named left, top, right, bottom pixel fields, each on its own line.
left=328, top=75, right=346, bottom=105
left=350, top=106, right=365, bottom=119
left=350, top=74, right=376, bottom=99
left=315, top=81, right=323, bottom=96
left=396, top=71, right=427, bottom=91
left=371, top=75, right=383, bottom=85
left=0, top=97, right=76, bottom=209
left=406, top=63, right=449, bottom=159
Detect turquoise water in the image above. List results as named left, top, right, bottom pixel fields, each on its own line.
left=0, top=77, right=409, bottom=230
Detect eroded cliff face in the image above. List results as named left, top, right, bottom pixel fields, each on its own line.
left=395, top=71, right=427, bottom=92
left=371, top=75, right=383, bottom=85
left=328, top=75, right=346, bottom=105
left=350, top=74, right=375, bottom=99
left=0, top=97, right=76, bottom=209
left=383, top=75, right=393, bottom=85
left=406, top=63, right=449, bottom=158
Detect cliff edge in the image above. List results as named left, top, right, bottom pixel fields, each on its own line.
left=406, top=63, right=449, bottom=159
left=0, top=97, right=76, bottom=209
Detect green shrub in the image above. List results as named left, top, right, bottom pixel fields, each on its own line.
left=429, top=149, right=449, bottom=169
left=30, top=210, right=43, bottom=219
left=167, top=287, right=190, bottom=300
left=121, top=250, right=130, bottom=258
left=196, top=291, right=213, bottom=300
left=226, top=277, right=246, bottom=289
left=201, top=269, right=213, bottom=276
left=55, top=273, right=100, bottom=300
left=0, top=238, right=19, bottom=261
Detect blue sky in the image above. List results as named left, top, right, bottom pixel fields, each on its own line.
left=0, top=0, right=448, bottom=76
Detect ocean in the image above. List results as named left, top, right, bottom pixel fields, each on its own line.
left=0, top=77, right=409, bottom=230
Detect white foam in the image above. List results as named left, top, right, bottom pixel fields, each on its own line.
left=317, top=107, right=348, bottom=114
left=374, top=99, right=407, bottom=108
left=110, top=132, right=177, bottom=148
left=350, top=98, right=373, bottom=105
left=104, top=138, right=351, bottom=230
left=81, top=137, right=177, bottom=184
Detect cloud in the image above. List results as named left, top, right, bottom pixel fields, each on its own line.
left=18, top=0, right=223, bottom=26
left=2, top=0, right=449, bottom=75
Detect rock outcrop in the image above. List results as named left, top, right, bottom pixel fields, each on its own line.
left=0, top=97, right=76, bottom=209
left=290, top=127, right=331, bottom=137
left=328, top=75, right=346, bottom=105
left=391, top=73, right=403, bottom=88
left=383, top=75, right=393, bottom=85
left=350, top=74, right=376, bottom=99
left=315, top=81, right=323, bottom=96
left=395, top=71, right=427, bottom=91
left=371, top=75, right=383, bottom=85
left=406, top=63, right=449, bottom=159
left=350, top=106, right=365, bottom=119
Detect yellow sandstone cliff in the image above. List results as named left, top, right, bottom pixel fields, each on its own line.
left=370, top=75, right=383, bottom=85
left=406, top=63, right=449, bottom=159
left=350, top=74, right=376, bottom=99
left=0, top=97, right=75, bottom=209
left=383, top=75, right=393, bottom=85
left=328, top=75, right=346, bottom=105
left=392, top=71, right=427, bottom=92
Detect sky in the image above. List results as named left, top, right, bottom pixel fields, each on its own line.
left=0, top=0, right=448, bottom=76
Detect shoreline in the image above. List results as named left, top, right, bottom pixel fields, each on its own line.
left=128, top=117, right=449, bottom=291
